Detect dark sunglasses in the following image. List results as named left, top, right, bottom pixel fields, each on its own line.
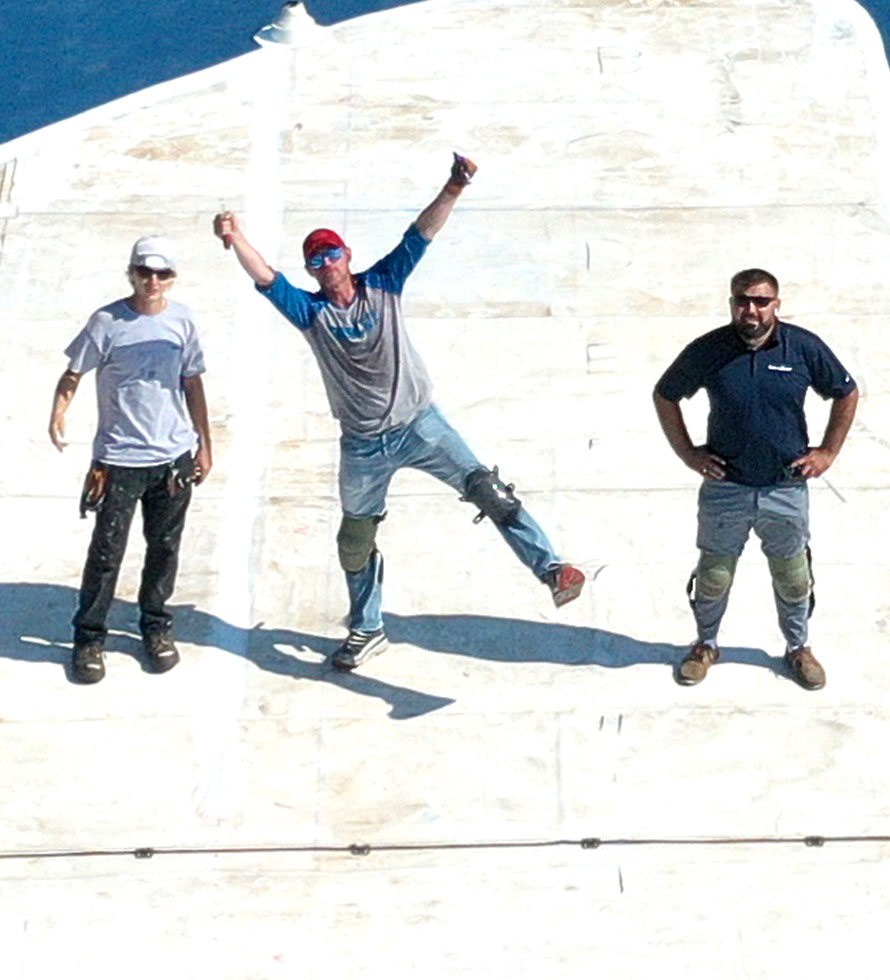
left=133, top=266, right=176, bottom=280
left=732, top=294, right=776, bottom=308
left=306, top=247, right=344, bottom=270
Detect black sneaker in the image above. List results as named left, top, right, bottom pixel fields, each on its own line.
left=72, top=641, right=106, bottom=684
left=143, top=631, right=181, bottom=673
left=332, top=629, right=388, bottom=671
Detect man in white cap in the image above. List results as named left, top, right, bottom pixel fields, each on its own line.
left=49, top=236, right=213, bottom=683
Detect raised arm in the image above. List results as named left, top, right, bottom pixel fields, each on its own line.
left=791, top=387, right=859, bottom=478
left=182, top=374, right=213, bottom=485
left=653, top=390, right=727, bottom=480
left=213, top=211, right=276, bottom=287
left=414, top=152, right=477, bottom=242
left=49, top=369, right=82, bottom=451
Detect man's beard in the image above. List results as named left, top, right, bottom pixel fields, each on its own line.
left=735, top=318, right=773, bottom=345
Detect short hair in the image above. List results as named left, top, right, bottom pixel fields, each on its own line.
left=730, top=268, right=779, bottom=296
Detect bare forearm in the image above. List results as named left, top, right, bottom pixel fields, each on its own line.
left=790, top=387, right=859, bottom=478
left=415, top=153, right=477, bottom=241
left=653, top=390, right=726, bottom=478
left=213, top=212, right=276, bottom=286
left=49, top=369, right=81, bottom=450
left=183, top=375, right=212, bottom=450
left=230, top=232, right=276, bottom=287
left=820, top=387, right=859, bottom=457
left=654, top=391, right=694, bottom=460
left=415, top=187, right=461, bottom=242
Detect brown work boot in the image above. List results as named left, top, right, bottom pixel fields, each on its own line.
left=677, top=642, right=720, bottom=685
left=785, top=646, right=825, bottom=690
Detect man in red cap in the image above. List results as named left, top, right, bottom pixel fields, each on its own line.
left=214, top=154, right=584, bottom=670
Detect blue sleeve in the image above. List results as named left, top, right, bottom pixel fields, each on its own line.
left=256, top=272, right=322, bottom=331
left=655, top=339, right=707, bottom=401
left=805, top=334, right=857, bottom=400
left=362, top=225, right=429, bottom=295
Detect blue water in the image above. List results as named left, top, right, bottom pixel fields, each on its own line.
left=0, top=1, right=426, bottom=145
left=1, top=0, right=889, bottom=146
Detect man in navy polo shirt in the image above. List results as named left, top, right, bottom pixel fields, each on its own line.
left=653, top=268, right=858, bottom=689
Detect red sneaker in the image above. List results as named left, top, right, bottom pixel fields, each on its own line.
left=546, top=564, right=586, bottom=608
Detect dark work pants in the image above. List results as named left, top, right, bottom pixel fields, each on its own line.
left=73, top=454, right=193, bottom=645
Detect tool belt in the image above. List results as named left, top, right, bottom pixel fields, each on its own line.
left=79, top=453, right=195, bottom=518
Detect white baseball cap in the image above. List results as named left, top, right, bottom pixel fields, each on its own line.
left=129, top=236, right=177, bottom=271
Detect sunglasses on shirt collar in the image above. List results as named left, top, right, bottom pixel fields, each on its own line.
left=306, top=247, right=344, bottom=269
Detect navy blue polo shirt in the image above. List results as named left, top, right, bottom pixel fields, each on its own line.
left=655, top=321, right=856, bottom=487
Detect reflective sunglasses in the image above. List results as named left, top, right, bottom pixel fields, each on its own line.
left=306, top=247, right=344, bottom=269
left=133, top=266, right=176, bottom=281
left=732, top=294, right=776, bottom=308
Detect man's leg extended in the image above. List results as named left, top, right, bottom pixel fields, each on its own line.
left=401, top=405, right=582, bottom=602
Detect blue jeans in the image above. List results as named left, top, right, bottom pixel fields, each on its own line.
left=693, top=479, right=811, bottom=650
left=338, top=404, right=562, bottom=631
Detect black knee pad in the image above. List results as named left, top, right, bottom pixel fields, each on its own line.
left=337, top=514, right=385, bottom=572
left=460, top=466, right=521, bottom=525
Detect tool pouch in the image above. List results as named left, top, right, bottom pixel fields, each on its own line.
left=79, top=462, right=109, bottom=518
left=167, top=452, right=195, bottom=498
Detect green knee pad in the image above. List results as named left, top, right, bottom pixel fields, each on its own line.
left=695, top=552, right=738, bottom=601
left=768, top=551, right=812, bottom=604
left=337, top=514, right=384, bottom=573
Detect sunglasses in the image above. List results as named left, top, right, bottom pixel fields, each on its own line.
left=306, top=247, right=344, bottom=269
left=133, top=266, right=175, bottom=280
left=732, top=294, right=776, bottom=308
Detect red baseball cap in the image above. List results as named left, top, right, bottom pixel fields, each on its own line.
left=302, top=228, right=346, bottom=260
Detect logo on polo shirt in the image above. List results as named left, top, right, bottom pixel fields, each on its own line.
left=768, top=364, right=793, bottom=372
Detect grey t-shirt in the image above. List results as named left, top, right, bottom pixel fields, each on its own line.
left=65, top=298, right=205, bottom=465
left=258, top=225, right=432, bottom=436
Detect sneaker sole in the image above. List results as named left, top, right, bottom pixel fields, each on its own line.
left=333, top=636, right=389, bottom=672
left=788, top=671, right=825, bottom=691
left=147, top=652, right=181, bottom=674
left=676, top=670, right=705, bottom=686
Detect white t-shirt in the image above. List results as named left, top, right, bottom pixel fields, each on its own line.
left=65, top=298, right=205, bottom=465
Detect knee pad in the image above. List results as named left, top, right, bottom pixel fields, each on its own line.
left=337, top=514, right=384, bottom=572
left=460, top=466, right=521, bottom=525
left=694, top=552, right=738, bottom=602
left=768, top=551, right=812, bottom=604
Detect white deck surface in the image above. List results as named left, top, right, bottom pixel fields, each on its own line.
left=2, top=0, right=890, bottom=976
